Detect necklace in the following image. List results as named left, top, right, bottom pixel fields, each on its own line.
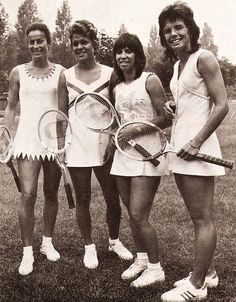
left=24, top=64, right=56, bottom=81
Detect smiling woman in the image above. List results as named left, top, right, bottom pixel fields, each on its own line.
left=4, top=22, right=65, bottom=276
left=158, top=2, right=229, bottom=302
left=58, top=19, right=133, bottom=270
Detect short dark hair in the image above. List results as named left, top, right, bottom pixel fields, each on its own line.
left=158, top=1, right=200, bottom=62
left=26, top=22, right=51, bottom=44
left=68, top=20, right=99, bottom=54
left=113, top=33, right=146, bottom=82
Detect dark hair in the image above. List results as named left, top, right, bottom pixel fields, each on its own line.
left=113, top=33, right=146, bottom=82
left=26, top=22, right=51, bottom=44
left=158, top=1, right=200, bottom=62
left=68, top=20, right=99, bottom=54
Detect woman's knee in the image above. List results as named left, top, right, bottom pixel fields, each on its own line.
left=75, top=191, right=91, bottom=209
left=129, top=209, right=147, bottom=227
left=43, top=183, right=59, bottom=199
left=21, top=191, right=37, bottom=207
left=189, top=207, right=215, bottom=227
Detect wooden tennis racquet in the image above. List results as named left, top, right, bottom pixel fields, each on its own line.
left=38, top=110, right=75, bottom=209
left=115, top=121, right=234, bottom=169
left=73, top=92, right=160, bottom=166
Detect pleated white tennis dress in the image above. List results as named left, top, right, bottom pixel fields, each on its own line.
left=169, top=49, right=225, bottom=176
left=110, top=72, right=168, bottom=177
left=13, top=63, right=64, bottom=160
left=64, top=64, right=111, bottom=167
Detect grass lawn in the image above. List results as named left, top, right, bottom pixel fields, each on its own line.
left=0, top=102, right=235, bottom=301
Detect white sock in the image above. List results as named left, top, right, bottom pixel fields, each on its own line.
left=23, top=246, right=33, bottom=257
left=137, top=252, right=148, bottom=260
left=137, top=252, right=148, bottom=264
left=109, top=238, right=120, bottom=245
left=148, top=261, right=161, bottom=269
left=85, top=243, right=96, bottom=251
left=42, top=236, right=52, bottom=245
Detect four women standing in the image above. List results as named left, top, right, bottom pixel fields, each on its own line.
left=3, top=2, right=230, bottom=301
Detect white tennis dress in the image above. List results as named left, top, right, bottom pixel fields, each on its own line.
left=13, top=63, right=64, bottom=160
left=64, top=64, right=111, bottom=167
left=110, top=72, right=168, bottom=177
left=169, top=49, right=225, bottom=176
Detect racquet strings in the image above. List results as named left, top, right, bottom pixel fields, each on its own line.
left=39, top=111, right=72, bottom=152
left=75, top=93, right=114, bottom=130
left=0, top=126, right=11, bottom=162
left=117, top=122, right=165, bottom=160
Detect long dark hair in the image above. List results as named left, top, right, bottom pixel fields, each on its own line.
left=113, top=33, right=146, bottom=82
left=158, top=1, right=200, bottom=62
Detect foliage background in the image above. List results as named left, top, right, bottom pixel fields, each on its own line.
left=0, top=0, right=236, bottom=94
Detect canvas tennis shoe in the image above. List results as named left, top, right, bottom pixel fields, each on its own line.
left=161, top=279, right=207, bottom=302
left=174, top=271, right=219, bottom=288
left=18, top=254, right=34, bottom=276
left=131, top=266, right=165, bottom=288
left=109, top=240, right=133, bottom=260
left=40, top=242, right=60, bottom=262
left=121, top=258, right=148, bottom=280
left=83, top=244, right=98, bottom=269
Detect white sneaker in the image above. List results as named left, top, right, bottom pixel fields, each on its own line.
left=161, top=279, right=207, bottom=302
left=40, top=243, right=60, bottom=262
left=109, top=241, right=133, bottom=260
left=18, top=254, right=34, bottom=276
left=131, top=267, right=165, bottom=288
left=83, top=246, right=98, bottom=269
left=174, top=271, right=219, bottom=288
left=121, top=258, right=148, bottom=280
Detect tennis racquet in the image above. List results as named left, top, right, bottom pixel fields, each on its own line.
left=115, top=121, right=234, bottom=169
left=38, top=110, right=75, bottom=209
left=0, top=125, right=21, bottom=192
left=73, top=92, right=160, bottom=166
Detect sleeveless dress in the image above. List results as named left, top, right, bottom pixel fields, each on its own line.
left=110, top=72, right=168, bottom=177
left=64, top=64, right=111, bottom=167
left=13, top=63, right=64, bottom=160
left=169, top=49, right=225, bottom=176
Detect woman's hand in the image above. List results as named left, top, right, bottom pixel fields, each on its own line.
left=163, top=101, right=176, bottom=120
left=103, top=137, right=116, bottom=164
left=177, top=140, right=201, bottom=160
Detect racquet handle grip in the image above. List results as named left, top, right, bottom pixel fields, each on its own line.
left=7, top=160, right=21, bottom=192
left=64, top=183, right=75, bottom=209
left=196, top=153, right=234, bottom=169
left=133, top=144, right=160, bottom=167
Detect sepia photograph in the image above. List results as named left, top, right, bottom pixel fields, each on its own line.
left=0, top=0, right=235, bottom=301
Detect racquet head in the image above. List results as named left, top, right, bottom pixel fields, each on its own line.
left=0, top=125, right=13, bottom=164
left=38, top=110, right=73, bottom=154
left=74, top=92, right=120, bottom=131
left=115, top=121, right=167, bottom=161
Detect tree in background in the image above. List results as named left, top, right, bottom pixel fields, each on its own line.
left=219, top=57, right=236, bottom=87
left=118, top=23, right=128, bottom=36
left=0, top=2, right=9, bottom=92
left=15, top=0, right=41, bottom=64
left=145, top=24, right=173, bottom=89
left=146, top=24, right=163, bottom=70
left=96, top=30, right=114, bottom=67
left=199, top=22, right=218, bottom=57
left=51, top=0, right=74, bottom=68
